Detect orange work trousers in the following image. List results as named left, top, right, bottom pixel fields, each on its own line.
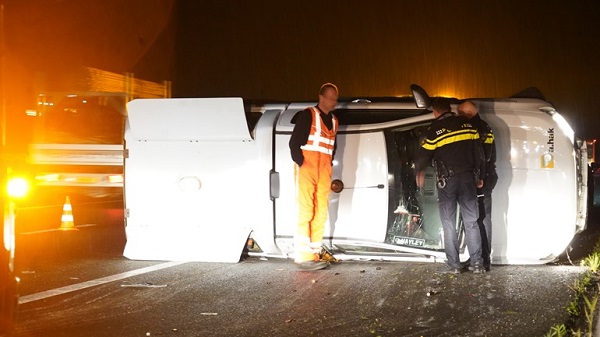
left=294, top=150, right=333, bottom=263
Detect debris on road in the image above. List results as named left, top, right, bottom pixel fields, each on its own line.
left=120, top=282, right=167, bottom=288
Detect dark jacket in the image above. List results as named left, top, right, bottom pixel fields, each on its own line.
left=415, top=112, right=485, bottom=180
left=471, top=114, right=496, bottom=172
left=471, top=113, right=498, bottom=192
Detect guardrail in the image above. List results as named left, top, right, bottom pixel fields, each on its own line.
left=29, top=144, right=124, bottom=166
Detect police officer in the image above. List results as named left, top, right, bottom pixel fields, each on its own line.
left=415, top=97, right=486, bottom=274
left=458, top=101, right=497, bottom=272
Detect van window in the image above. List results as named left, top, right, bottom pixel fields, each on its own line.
left=384, top=124, right=467, bottom=252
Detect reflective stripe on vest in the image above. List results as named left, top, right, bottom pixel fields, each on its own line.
left=300, top=107, right=337, bottom=155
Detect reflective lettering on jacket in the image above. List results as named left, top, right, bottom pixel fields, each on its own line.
left=300, top=107, right=337, bottom=155
left=421, top=127, right=480, bottom=150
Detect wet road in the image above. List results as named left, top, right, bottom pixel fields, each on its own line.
left=13, top=254, right=585, bottom=337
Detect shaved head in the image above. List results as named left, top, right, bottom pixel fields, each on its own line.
left=458, top=101, right=478, bottom=119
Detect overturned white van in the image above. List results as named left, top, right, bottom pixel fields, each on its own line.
left=122, top=85, right=588, bottom=265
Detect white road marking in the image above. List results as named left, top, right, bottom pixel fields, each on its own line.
left=19, top=261, right=186, bottom=304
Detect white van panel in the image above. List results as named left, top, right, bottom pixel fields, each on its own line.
left=123, top=98, right=258, bottom=262
left=327, top=131, right=389, bottom=242
left=273, top=129, right=389, bottom=253
left=480, top=103, right=577, bottom=263
left=126, top=97, right=251, bottom=141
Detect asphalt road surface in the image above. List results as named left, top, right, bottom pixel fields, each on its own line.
left=12, top=205, right=600, bottom=337
left=12, top=254, right=586, bottom=337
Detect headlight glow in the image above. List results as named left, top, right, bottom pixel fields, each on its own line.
left=552, top=112, right=575, bottom=144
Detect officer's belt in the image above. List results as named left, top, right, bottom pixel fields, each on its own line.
left=448, top=166, right=473, bottom=176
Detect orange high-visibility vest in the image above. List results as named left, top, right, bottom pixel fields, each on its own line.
left=300, top=107, right=337, bottom=156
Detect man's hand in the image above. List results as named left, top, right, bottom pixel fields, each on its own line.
left=416, top=171, right=425, bottom=188
left=477, top=180, right=484, bottom=189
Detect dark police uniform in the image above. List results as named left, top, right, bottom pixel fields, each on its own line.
left=472, top=113, right=497, bottom=270
left=415, top=112, right=485, bottom=270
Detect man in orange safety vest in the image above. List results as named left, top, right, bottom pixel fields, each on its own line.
left=289, top=83, right=339, bottom=270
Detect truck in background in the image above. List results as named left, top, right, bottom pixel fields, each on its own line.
left=15, top=67, right=170, bottom=259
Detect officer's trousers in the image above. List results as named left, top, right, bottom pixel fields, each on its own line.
left=437, top=171, right=483, bottom=268
left=478, top=172, right=497, bottom=266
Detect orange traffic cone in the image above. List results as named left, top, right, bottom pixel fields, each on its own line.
left=59, top=196, right=78, bottom=231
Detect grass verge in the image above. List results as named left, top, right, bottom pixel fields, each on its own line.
left=545, top=251, right=600, bottom=337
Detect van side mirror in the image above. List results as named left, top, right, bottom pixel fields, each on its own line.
left=410, top=84, right=432, bottom=109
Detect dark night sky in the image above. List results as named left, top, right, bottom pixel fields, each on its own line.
left=173, top=0, right=600, bottom=140
left=2, top=1, right=600, bottom=146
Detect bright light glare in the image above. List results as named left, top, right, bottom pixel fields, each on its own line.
left=36, top=173, right=59, bottom=182
left=4, top=206, right=15, bottom=254
left=108, top=175, right=123, bottom=183
left=7, top=177, right=30, bottom=198
left=552, top=113, right=575, bottom=144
